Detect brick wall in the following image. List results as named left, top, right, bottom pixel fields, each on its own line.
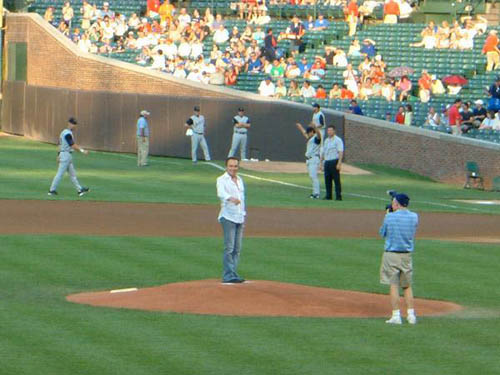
left=344, top=115, right=500, bottom=189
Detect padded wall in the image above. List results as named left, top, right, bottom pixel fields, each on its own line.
left=1, top=81, right=344, bottom=163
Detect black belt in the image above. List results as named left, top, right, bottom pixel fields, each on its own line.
left=194, top=132, right=204, bottom=135
left=386, top=251, right=410, bottom=253
left=306, top=155, right=319, bottom=160
left=235, top=131, right=247, bottom=134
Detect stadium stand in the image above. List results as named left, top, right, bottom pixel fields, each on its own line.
left=27, top=0, right=500, bottom=143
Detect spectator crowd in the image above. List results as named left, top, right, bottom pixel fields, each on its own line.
left=41, top=0, right=500, bottom=135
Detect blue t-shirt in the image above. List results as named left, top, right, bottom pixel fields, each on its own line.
left=137, top=116, right=149, bottom=137
left=379, top=209, right=419, bottom=252
left=350, top=105, right=364, bottom=116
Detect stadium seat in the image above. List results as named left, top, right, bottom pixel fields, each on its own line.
left=464, top=161, right=484, bottom=190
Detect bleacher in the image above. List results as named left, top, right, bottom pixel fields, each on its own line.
left=28, top=0, right=500, bottom=144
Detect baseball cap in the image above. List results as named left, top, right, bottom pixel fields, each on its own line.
left=394, top=193, right=410, bottom=207
left=68, top=117, right=78, bottom=125
left=312, top=103, right=320, bottom=108
left=140, top=110, right=150, bottom=116
left=194, top=105, right=200, bottom=111
left=238, top=107, right=244, bottom=112
left=474, top=99, right=484, bottom=105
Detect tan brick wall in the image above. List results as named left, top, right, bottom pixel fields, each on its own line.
left=344, top=116, right=500, bottom=189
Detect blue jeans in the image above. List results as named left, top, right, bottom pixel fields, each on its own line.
left=220, top=217, right=244, bottom=282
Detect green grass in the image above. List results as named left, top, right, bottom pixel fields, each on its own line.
left=1, top=235, right=500, bottom=375
left=1, top=134, right=500, bottom=374
left=1, top=135, right=500, bottom=214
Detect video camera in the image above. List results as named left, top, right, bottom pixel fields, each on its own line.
left=385, top=190, right=398, bottom=212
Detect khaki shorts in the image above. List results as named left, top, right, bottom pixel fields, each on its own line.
left=380, top=252, right=413, bottom=287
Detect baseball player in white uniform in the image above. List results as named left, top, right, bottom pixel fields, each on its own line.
left=311, top=103, right=326, bottom=140
left=184, top=106, right=211, bottom=163
left=296, top=122, right=322, bottom=199
left=48, top=117, right=90, bottom=197
left=228, top=107, right=251, bottom=161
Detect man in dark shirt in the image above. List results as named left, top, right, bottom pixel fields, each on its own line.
left=246, top=52, right=262, bottom=73
left=286, top=15, right=305, bottom=53
left=460, top=102, right=474, bottom=133
left=349, top=100, right=364, bottom=115
left=487, top=77, right=500, bottom=111
left=263, top=28, right=277, bottom=61
left=472, top=99, right=487, bottom=128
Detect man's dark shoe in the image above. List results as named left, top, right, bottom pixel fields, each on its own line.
left=48, top=190, right=58, bottom=196
left=335, top=197, right=342, bottom=201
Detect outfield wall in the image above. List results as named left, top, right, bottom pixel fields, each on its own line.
left=1, top=81, right=344, bottom=162
left=2, top=13, right=500, bottom=188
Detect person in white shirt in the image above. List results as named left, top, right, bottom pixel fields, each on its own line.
left=187, top=69, right=202, bottom=82
left=178, top=38, right=192, bottom=58
left=333, top=49, right=348, bottom=67
left=213, top=24, right=230, bottom=44
left=217, top=157, right=246, bottom=284
left=151, top=50, right=166, bottom=70
left=301, top=80, right=316, bottom=98
left=173, top=64, right=187, bottom=79
left=191, top=39, right=204, bottom=59
left=258, top=77, right=276, bottom=96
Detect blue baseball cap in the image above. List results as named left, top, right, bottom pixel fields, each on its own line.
left=394, top=193, right=410, bottom=207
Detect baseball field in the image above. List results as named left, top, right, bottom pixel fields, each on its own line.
left=1, top=133, right=500, bottom=375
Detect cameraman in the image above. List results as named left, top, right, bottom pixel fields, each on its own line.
left=379, top=193, right=419, bottom=325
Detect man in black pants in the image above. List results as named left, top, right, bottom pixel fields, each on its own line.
left=320, top=125, right=344, bottom=201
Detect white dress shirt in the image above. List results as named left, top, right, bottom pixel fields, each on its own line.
left=217, top=172, right=246, bottom=224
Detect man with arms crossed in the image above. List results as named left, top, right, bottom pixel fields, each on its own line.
left=379, top=193, right=419, bottom=325
left=228, top=107, right=251, bottom=161
left=185, top=106, right=211, bottom=163
left=296, top=122, right=321, bottom=199
left=320, top=125, right=343, bottom=201
left=217, top=157, right=246, bottom=284
left=48, top=117, right=90, bottom=197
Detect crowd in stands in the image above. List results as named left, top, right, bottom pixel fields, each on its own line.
left=39, top=0, right=500, bottom=137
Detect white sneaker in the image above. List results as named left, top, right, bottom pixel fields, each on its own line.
left=407, top=315, right=417, bottom=325
left=385, top=316, right=402, bottom=325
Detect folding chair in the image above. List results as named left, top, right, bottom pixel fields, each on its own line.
left=464, top=161, right=484, bottom=190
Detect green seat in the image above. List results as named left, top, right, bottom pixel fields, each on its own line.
left=492, top=176, right=500, bottom=192
left=464, top=161, right=484, bottom=190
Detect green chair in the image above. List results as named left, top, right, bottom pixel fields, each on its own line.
left=464, top=161, right=484, bottom=190
left=492, top=176, right=500, bottom=192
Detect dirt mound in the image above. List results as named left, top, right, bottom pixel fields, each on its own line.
left=240, top=161, right=371, bottom=175
left=67, top=279, right=462, bottom=318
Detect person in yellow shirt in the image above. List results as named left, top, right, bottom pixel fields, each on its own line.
left=159, top=0, right=175, bottom=25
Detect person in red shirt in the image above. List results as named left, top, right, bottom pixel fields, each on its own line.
left=384, top=0, right=400, bottom=24
left=448, top=98, right=462, bottom=135
left=344, top=0, right=359, bottom=36
left=395, top=106, right=405, bottom=124
left=340, top=85, right=355, bottom=99
left=147, top=0, right=160, bottom=16
left=482, top=30, right=500, bottom=71
left=315, top=85, right=327, bottom=99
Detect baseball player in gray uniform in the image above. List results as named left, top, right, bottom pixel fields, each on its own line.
left=296, top=122, right=322, bottom=199
left=48, top=117, right=90, bottom=197
left=311, top=103, right=326, bottom=140
left=184, top=106, right=211, bottom=163
left=228, top=107, right=251, bottom=161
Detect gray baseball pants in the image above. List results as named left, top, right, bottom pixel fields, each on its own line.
left=191, top=133, right=211, bottom=162
left=228, top=133, right=247, bottom=159
left=307, top=156, right=320, bottom=196
left=49, top=151, right=82, bottom=192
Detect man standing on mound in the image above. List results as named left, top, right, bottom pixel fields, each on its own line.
left=48, top=117, right=90, bottom=197
left=379, top=193, right=419, bottom=325
left=216, top=157, right=246, bottom=284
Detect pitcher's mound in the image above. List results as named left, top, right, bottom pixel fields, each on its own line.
left=67, top=280, right=461, bottom=318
